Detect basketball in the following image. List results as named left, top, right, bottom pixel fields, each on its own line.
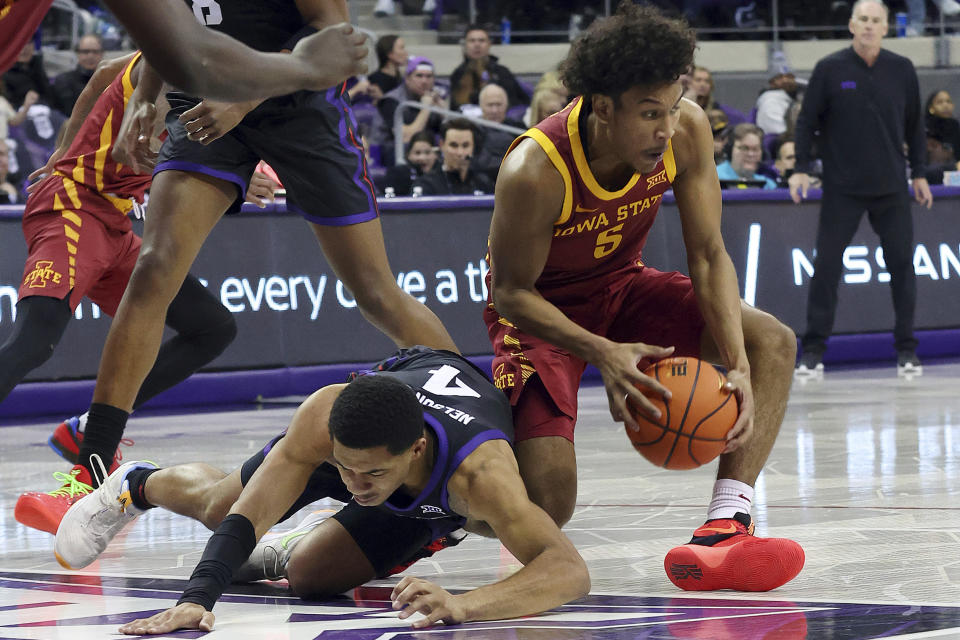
left=625, top=357, right=738, bottom=470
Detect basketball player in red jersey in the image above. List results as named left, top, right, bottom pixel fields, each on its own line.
left=485, top=2, right=804, bottom=592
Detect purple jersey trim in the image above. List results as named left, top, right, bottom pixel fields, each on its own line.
left=440, top=429, right=510, bottom=513
left=286, top=200, right=378, bottom=226
left=154, top=161, right=246, bottom=200
left=384, top=413, right=449, bottom=515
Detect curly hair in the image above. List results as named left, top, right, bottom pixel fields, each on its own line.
left=560, top=1, right=695, bottom=103
left=328, top=375, right=423, bottom=455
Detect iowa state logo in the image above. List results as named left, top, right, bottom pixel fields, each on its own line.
left=646, top=170, right=667, bottom=189
left=23, top=260, right=63, bottom=289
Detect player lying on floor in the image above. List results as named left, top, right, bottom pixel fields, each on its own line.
left=55, top=347, right=589, bottom=633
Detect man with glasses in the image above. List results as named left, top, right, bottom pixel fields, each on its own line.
left=51, top=35, right=104, bottom=115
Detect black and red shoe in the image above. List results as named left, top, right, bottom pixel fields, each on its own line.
left=664, top=512, right=804, bottom=592
left=385, top=528, right=468, bottom=576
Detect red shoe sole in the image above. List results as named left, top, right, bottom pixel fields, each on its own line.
left=664, top=536, right=805, bottom=591
left=14, top=495, right=65, bottom=535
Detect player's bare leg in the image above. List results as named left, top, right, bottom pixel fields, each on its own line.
left=142, top=464, right=243, bottom=530
left=515, top=435, right=577, bottom=528
left=91, top=171, right=234, bottom=411
left=310, top=220, right=457, bottom=352
left=665, top=300, right=801, bottom=592
left=284, top=519, right=377, bottom=597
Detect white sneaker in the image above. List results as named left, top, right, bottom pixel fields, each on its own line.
left=54, top=460, right=157, bottom=569
left=233, top=510, right=334, bottom=583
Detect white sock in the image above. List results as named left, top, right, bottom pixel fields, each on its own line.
left=75, top=412, right=89, bottom=433
left=707, top=478, right=754, bottom=520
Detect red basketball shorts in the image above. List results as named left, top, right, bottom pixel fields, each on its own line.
left=19, top=175, right=140, bottom=315
left=484, top=264, right=706, bottom=443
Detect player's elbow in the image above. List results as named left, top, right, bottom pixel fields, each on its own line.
left=566, top=552, right=591, bottom=600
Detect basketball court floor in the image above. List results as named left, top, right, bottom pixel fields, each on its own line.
left=0, top=361, right=958, bottom=638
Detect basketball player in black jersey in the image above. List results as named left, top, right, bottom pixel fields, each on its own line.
left=55, top=347, right=590, bottom=633
left=24, top=0, right=459, bottom=516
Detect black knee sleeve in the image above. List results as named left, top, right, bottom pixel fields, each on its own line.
left=0, top=295, right=72, bottom=403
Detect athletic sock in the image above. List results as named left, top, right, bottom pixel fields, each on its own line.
left=125, top=467, right=160, bottom=510
left=76, top=403, right=129, bottom=485
left=706, top=478, right=754, bottom=521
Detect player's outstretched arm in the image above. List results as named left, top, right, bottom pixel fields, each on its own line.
left=671, top=102, right=753, bottom=449
left=119, top=385, right=345, bottom=636
left=100, top=0, right=366, bottom=101
left=391, top=442, right=589, bottom=627
left=489, top=139, right=673, bottom=428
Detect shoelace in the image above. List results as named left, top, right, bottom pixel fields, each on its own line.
left=113, top=439, right=135, bottom=464
left=47, top=469, right=93, bottom=498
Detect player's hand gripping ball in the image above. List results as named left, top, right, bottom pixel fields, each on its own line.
left=626, top=357, right=737, bottom=469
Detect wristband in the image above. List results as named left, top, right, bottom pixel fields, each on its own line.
left=177, top=513, right=256, bottom=611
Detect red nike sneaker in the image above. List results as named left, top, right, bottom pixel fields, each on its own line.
left=664, top=512, right=804, bottom=592
left=385, top=528, right=467, bottom=576
left=48, top=414, right=133, bottom=467
left=15, top=465, right=95, bottom=535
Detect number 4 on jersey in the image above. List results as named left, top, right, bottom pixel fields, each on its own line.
left=423, top=365, right=481, bottom=398
left=191, top=0, right=223, bottom=26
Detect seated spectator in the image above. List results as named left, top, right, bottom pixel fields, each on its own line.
left=707, top=107, right=730, bottom=165
left=925, top=89, right=960, bottom=163
left=474, top=83, right=525, bottom=182
left=0, top=139, right=21, bottom=204
left=755, top=72, right=800, bottom=136
left=924, top=127, right=960, bottom=185
left=413, top=118, right=493, bottom=196
left=5, top=42, right=52, bottom=109
left=771, top=135, right=796, bottom=187
left=0, top=79, right=34, bottom=139
left=449, top=25, right=530, bottom=112
left=687, top=66, right=746, bottom=126
left=716, top=123, right=777, bottom=189
left=368, top=34, right=407, bottom=97
left=378, top=56, right=447, bottom=163
left=51, top=35, right=103, bottom=115
left=525, top=70, right=568, bottom=126
left=377, top=131, right=437, bottom=196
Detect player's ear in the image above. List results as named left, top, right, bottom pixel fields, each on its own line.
left=411, top=435, right=428, bottom=458
left=593, top=94, right=615, bottom=125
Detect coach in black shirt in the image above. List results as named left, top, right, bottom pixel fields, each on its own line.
left=790, top=0, right=931, bottom=377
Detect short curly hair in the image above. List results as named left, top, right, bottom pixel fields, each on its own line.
left=560, top=2, right=696, bottom=104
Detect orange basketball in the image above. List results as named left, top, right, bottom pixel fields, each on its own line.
left=625, top=357, right=737, bottom=470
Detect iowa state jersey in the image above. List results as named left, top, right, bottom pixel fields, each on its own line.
left=183, top=0, right=303, bottom=52
left=359, top=348, right=513, bottom=521
left=50, top=52, right=148, bottom=231
left=506, top=96, right=677, bottom=289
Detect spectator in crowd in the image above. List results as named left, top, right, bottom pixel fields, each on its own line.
left=771, top=135, right=796, bottom=187
left=474, top=83, right=525, bottom=182
left=687, top=66, right=747, bottom=125
left=449, top=25, right=529, bottom=112
left=755, top=72, right=800, bottom=136
left=707, top=107, right=731, bottom=164
left=924, top=89, right=960, bottom=162
left=0, top=78, right=34, bottom=139
left=0, top=139, right=20, bottom=204
left=51, top=35, right=104, bottom=115
left=413, top=118, right=493, bottom=195
left=716, top=123, right=777, bottom=189
left=5, top=42, right=53, bottom=110
left=377, top=131, right=437, bottom=196
left=525, top=70, right=568, bottom=126
left=924, top=126, right=960, bottom=184
left=379, top=56, right=446, bottom=156
left=790, top=0, right=931, bottom=377
left=368, top=34, right=407, bottom=96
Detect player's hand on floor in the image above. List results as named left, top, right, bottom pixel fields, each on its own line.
left=391, top=577, right=466, bottom=628
left=721, top=368, right=754, bottom=453
left=596, top=340, right=674, bottom=431
left=180, top=99, right=256, bottom=145
left=245, top=170, right=280, bottom=207
left=112, top=98, right=158, bottom=174
left=118, top=602, right=214, bottom=635
left=293, top=23, right=369, bottom=91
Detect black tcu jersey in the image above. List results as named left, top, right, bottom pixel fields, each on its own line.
left=183, top=0, right=302, bottom=52
left=359, top=347, right=515, bottom=521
